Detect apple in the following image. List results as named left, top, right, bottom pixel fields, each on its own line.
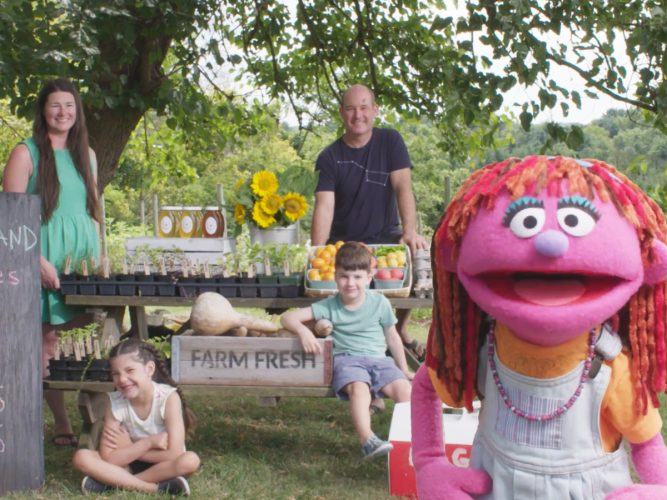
left=375, top=269, right=392, bottom=280
left=390, top=269, right=404, bottom=280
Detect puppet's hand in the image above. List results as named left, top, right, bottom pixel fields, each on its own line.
left=417, top=458, right=492, bottom=500
left=411, top=366, right=492, bottom=499
left=606, top=484, right=667, bottom=499
left=605, top=432, right=667, bottom=499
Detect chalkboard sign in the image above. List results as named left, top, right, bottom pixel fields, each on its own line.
left=0, top=193, right=44, bottom=493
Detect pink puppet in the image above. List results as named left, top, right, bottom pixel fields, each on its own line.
left=412, top=156, right=667, bottom=499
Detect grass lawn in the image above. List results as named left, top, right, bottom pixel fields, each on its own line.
left=6, top=311, right=432, bottom=499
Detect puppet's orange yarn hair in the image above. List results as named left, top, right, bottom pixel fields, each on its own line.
left=426, top=156, right=667, bottom=414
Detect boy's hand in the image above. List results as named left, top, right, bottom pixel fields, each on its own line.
left=300, top=331, right=322, bottom=355
left=404, top=370, right=415, bottom=381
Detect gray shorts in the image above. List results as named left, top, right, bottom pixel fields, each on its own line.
left=332, top=354, right=406, bottom=400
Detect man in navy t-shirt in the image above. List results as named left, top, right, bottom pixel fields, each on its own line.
left=311, top=84, right=428, bottom=360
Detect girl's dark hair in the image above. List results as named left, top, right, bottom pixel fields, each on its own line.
left=335, top=241, right=372, bottom=271
left=33, top=78, right=101, bottom=223
left=109, top=338, right=197, bottom=439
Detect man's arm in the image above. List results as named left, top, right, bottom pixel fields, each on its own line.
left=311, top=190, right=335, bottom=246
left=390, top=168, right=428, bottom=255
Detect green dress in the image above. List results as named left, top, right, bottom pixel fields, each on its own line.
left=23, top=137, right=100, bottom=325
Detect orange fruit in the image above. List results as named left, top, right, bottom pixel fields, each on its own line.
left=325, top=244, right=337, bottom=255
left=319, top=250, right=333, bottom=262
left=311, top=257, right=326, bottom=269
left=335, top=240, right=345, bottom=249
left=321, top=271, right=335, bottom=281
left=308, top=269, right=321, bottom=281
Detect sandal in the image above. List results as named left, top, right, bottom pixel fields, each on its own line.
left=51, top=433, right=78, bottom=448
left=403, top=340, right=426, bottom=363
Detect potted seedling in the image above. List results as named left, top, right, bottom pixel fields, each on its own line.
left=234, top=229, right=260, bottom=298
left=116, top=255, right=137, bottom=296
left=177, top=257, right=199, bottom=298
left=49, top=322, right=97, bottom=381
left=195, top=262, right=218, bottom=295
left=217, top=254, right=239, bottom=298
left=135, top=253, right=157, bottom=296
left=59, top=256, right=78, bottom=295
left=279, top=244, right=307, bottom=297
left=257, top=247, right=279, bottom=298
left=97, top=256, right=117, bottom=296
left=77, top=257, right=98, bottom=295
left=155, top=255, right=178, bottom=297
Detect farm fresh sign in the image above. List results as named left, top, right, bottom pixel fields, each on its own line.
left=0, top=194, right=43, bottom=494
left=172, top=337, right=333, bottom=386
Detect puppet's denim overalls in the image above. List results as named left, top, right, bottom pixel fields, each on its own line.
left=471, top=326, right=633, bottom=499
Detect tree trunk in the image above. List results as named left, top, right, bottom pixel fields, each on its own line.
left=87, top=105, right=144, bottom=191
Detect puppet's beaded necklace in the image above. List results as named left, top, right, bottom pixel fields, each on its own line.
left=487, top=322, right=597, bottom=422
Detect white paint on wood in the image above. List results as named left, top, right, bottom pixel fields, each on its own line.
left=172, top=337, right=333, bottom=386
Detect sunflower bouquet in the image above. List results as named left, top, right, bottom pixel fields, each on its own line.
left=232, top=170, right=310, bottom=230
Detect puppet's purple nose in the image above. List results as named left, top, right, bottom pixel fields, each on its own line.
left=534, top=230, right=569, bottom=257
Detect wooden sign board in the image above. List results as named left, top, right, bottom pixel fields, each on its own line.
left=0, top=193, right=44, bottom=493
left=172, top=336, right=333, bottom=386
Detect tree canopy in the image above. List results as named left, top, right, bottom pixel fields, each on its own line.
left=1, top=0, right=665, bottom=188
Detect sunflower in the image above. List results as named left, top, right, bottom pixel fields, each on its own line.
left=234, top=203, right=246, bottom=225
left=234, top=178, right=245, bottom=191
left=251, top=170, right=279, bottom=197
left=252, top=202, right=276, bottom=228
left=282, top=192, right=309, bottom=221
left=259, top=193, right=283, bottom=215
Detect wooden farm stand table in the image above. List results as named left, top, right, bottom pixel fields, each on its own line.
left=64, top=294, right=433, bottom=341
left=54, top=294, right=432, bottom=449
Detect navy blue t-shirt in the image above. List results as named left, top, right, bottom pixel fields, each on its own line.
left=315, top=128, right=412, bottom=243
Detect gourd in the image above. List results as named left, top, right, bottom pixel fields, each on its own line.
left=314, top=319, right=333, bottom=337
left=190, top=292, right=278, bottom=336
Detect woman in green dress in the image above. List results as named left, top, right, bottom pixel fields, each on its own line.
left=3, top=78, right=101, bottom=447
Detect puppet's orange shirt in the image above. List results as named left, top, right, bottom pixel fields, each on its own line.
left=429, top=323, right=662, bottom=452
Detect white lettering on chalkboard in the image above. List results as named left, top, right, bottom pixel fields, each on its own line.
left=0, top=225, right=37, bottom=252
left=0, top=385, right=5, bottom=453
left=0, top=271, right=20, bottom=286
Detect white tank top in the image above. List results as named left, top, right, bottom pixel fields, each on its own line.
left=108, top=381, right=177, bottom=442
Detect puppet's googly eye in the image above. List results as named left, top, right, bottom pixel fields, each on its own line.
left=557, top=207, right=597, bottom=237
left=508, top=207, right=545, bottom=238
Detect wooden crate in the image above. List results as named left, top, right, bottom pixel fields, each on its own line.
left=304, top=244, right=412, bottom=298
left=171, top=336, right=333, bottom=386
left=125, top=237, right=235, bottom=267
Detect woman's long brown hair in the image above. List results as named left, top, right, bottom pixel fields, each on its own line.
left=32, top=78, right=100, bottom=223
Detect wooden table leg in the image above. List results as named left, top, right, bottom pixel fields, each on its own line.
left=77, top=391, right=107, bottom=450
left=129, top=306, right=149, bottom=340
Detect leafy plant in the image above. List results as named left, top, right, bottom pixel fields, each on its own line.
left=145, top=335, right=172, bottom=360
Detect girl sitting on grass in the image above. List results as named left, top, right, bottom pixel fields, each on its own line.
left=73, top=338, right=200, bottom=496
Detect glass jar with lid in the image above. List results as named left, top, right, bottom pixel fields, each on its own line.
left=158, top=206, right=180, bottom=238
left=179, top=206, right=202, bottom=238
left=202, top=206, right=225, bottom=238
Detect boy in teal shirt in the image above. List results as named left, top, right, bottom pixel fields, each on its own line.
left=282, top=242, right=413, bottom=460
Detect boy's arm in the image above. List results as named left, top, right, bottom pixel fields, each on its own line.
left=281, top=307, right=321, bottom=354
left=385, top=324, right=414, bottom=379
left=99, top=403, right=165, bottom=466
left=139, top=392, right=185, bottom=463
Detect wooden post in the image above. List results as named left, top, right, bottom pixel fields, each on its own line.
left=153, top=194, right=160, bottom=237
left=0, top=193, right=44, bottom=493
left=216, top=184, right=228, bottom=238
left=99, top=193, right=108, bottom=259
